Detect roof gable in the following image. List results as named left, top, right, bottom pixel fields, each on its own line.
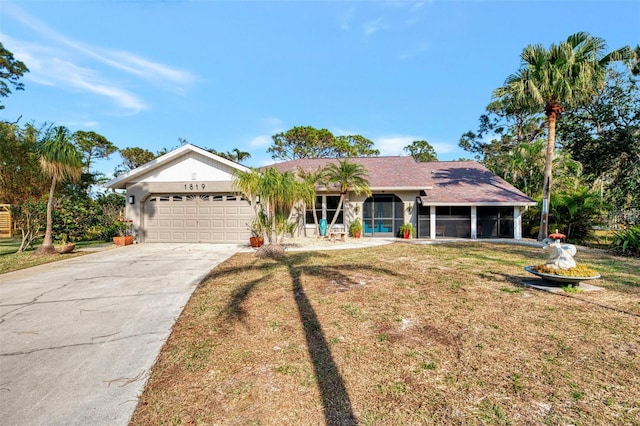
left=105, top=144, right=249, bottom=189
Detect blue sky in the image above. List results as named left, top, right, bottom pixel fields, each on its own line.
left=2, top=0, right=638, bottom=179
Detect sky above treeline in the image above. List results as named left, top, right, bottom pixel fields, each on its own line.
left=2, top=0, right=638, bottom=178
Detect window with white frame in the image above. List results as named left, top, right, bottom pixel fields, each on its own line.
left=305, top=195, right=343, bottom=225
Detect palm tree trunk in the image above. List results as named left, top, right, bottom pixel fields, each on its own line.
left=312, top=199, right=320, bottom=238
left=34, top=176, right=58, bottom=254
left=327, top=194, right=345, bottom=234
left=538, top=111, right=557, bottom=241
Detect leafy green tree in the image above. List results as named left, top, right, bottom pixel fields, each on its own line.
left=459, top=99, right=546, bottom=164
left=10, top=197, right=46, bottom=252
left=34, top=126, right=83, bottom=255
left=494, top=32, right=630, bottom=240
left=268, top=126, right=379, bottom=160
left=73, top=130, right=117, bottom=173
left=550, top=187, right=602, bottom=243
left=631, top=45, right=640, bottom=75
left=403, top=140, right=438, bottom=162
left=0, top=121, right=49, bottom=204
left=558, top=69, right=640, bottom=212
left=269, top=126, right=336, bottom=160
left=115, top=147, right=157, bottom=176
left=0, top=42, right=29, bottom=110
left=333, top=135, right=379, bottom=157
left=208, top=147, right=252, bottom=163
left=323, top=159, right=371, bottom=234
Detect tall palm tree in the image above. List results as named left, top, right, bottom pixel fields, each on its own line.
left=494, top=32, right=630, bottom=240
left=323, top=159, right=371, bottom=234
left=231, top=148, right=251, bottom=163
left=234, top=167, right=313, bottom=246
left=296, top=166, right=327, bottom=237
left=34, top=126, right=83, bottom=255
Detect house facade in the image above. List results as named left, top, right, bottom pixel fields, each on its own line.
left=106, top=144, right=536, bottom=243
left=272, top=156, right=537, bottom=240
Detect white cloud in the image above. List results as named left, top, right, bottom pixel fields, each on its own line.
left=2, top=2, right=196, bottom=110
left=332, top=127, right=362, bottom=137
left=248, top=135, right=272, bottom=148
left=338, top=7, right=355, bottom=31
left=375, top=135, right=414, bottom=155
left=431, top=141, right=455, bottom=155
left=262, top=116, right=285, bottom=133
left=411, top=2, right=427, bottom=11
left=398, top=41, right=430, bottom=60
left=4, top=36, right=147, bottom=112
left=363, top=18, right=384, bottom=36
left=375, top=135, right=457, bottom=158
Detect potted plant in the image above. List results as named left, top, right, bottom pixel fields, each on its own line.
left=113, top=218, right=134, bottom=246
left=349, top=217, right=363, bottom=238
left=54, top=233, right=76, bottom=253
left=399, top=223, right=415, bottom=239
left=247, top=212, right=267, bottom=248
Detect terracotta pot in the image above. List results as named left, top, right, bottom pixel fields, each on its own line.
left=249, top=236, right=264, bottom=248
left=403, top=230, right=410, bottom=239
left=55, top=243, right=76, bottom=254
left=113, top=235, right=134, bottom=246
left=353, top=230, right=361, bottom=239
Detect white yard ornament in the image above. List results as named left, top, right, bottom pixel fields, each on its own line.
left=542, top=231, right=576, bottom=270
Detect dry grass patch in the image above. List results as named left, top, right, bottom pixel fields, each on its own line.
left=0, top=250, right=87, bottom=274
left=131, top=242, right=640, bottom=425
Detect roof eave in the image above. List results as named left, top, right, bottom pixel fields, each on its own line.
left=104, top=144, right=249, bottom=189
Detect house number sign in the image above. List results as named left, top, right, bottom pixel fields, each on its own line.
left=184, top=183, right=206, bottom=190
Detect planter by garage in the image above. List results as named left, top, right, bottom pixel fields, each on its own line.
left=113, top=236, right=134, bottom=246
left=249, top=237, right=264, bottom=248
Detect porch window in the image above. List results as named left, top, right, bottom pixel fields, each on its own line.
left=305, top=195, right=343, bottom=225
left=477, top=207, right=514, bottom=238
left=436, top=206, right=471, bottom=238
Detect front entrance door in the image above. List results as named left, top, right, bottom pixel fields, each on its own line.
left=363, top=194, right=403, bottom=237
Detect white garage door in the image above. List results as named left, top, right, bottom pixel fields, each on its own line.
left=143, top=194, right=252, bottom=243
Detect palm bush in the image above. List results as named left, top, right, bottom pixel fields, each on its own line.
left=609, top=224, right=640, bottom=257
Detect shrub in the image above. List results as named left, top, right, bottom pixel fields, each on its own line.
left=609, top=225, right=640, bottom=257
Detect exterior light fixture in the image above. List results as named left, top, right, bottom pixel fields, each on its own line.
left=128, top=195, right=135, bottom=204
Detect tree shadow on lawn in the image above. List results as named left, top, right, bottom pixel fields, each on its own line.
left=214, top=250, right=403, bottom=425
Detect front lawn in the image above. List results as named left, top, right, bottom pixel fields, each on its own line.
left=131, top=242, right=640, bottom=425
left=0, top=238, right=110, bottom=274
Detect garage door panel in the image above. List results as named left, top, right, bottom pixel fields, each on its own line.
left=144, top=194, right=251, bottom=243
left=225, top=219, right=241, bottom=228
left=197, top=219, right=212, bottom=228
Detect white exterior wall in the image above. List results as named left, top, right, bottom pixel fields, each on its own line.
left=471, top=206, right=477, bottom=239
left=135, top=152, right=237, bottom=183
left=514, top=206, right=522, bottom=240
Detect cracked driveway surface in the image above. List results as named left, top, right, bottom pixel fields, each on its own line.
left=0, top=243, right=242, bottom=425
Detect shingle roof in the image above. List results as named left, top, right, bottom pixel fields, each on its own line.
left=270, top=156, right=536, bottom=205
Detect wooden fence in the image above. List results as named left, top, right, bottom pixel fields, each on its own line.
left=0, top=204, right=12, bottom=238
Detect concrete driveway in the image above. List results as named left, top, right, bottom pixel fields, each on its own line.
left=0, top=243, right=242, bottom=425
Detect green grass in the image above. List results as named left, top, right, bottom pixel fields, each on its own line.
left=0, top=237, right=110, bottom=274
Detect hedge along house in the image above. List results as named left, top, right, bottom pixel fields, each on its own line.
left=105, top=144, right=253, bottom=243
left=272, top=156, right=537, bottom=240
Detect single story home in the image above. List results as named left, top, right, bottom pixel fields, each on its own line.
left=106, top=144, right=537, bottom=243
